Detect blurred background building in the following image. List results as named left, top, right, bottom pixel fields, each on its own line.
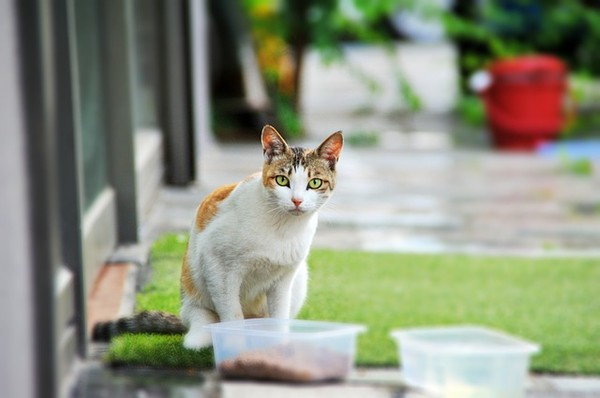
left=1, top=1, right=208, bottom=397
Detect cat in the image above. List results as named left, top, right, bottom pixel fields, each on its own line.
left=93, top=125, right=343, bottom=350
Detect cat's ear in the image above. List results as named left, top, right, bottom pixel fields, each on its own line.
left=261, top=125, right=289, bottom=164
left=317, top=131, right=343, bottom=170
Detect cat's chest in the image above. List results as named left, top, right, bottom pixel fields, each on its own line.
left=249, top=230, right=312, bottom=268
left=237, top=212, right=317, bottom=267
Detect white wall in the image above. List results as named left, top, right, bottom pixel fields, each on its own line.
left=0, top=2, right=37, bottom=397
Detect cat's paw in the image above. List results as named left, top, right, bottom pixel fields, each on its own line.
left=183, top=330, right=212, bottom=350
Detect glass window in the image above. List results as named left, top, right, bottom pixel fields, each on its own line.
left=73, top=0, right=109, bottom=210
left=133, top=0, right=161, bottom=129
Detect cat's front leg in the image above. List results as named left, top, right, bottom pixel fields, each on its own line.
left=266, top=269, right=296, bottom=318
left=289, top=261, right=308, bottom=317
left=181, top=299, right=218, bottom=350
left=208, top=271, right=245, bottom=322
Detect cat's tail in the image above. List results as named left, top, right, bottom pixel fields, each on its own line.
left=92, top=310, right=187, bottom=342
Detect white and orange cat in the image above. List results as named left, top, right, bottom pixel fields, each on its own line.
left=180, top=125, right=343, bottom=349
left=93, top=125, right=343, bottom=349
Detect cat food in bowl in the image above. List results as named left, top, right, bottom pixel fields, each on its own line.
left=391, top=326, right=540, bottom=398
left=204, top=318, right=366, bottom=382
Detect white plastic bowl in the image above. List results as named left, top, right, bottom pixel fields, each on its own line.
left=205, top=318, right=366, bottom=382
left=391, top=326, right=540, bottom=398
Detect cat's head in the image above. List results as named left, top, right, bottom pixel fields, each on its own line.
left=261, top=125, right=343, bottom=216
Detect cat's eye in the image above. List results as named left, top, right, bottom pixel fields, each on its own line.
left=275, top=175, right=289, bottom=187
left=308, top=178, right=323, bottom=189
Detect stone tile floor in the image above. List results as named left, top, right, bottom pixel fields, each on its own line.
left=149, top=127, right=600, bottom=257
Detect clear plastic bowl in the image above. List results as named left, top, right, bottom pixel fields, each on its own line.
left=391, top=326, right=540, bottom=398
left=205, top=318, right=366, bottom=382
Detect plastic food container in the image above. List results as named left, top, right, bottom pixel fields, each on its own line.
left=205, top=318, right=366, bottom=382
left=391, top=326, right=540, bottom=398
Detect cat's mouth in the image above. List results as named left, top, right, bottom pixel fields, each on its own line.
left=289, top=208, right=306, bottom=216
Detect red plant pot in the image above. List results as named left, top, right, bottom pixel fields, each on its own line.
left=480, top=55, right=568, bottom=151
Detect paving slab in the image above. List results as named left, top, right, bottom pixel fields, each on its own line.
left=147, top=134, right=600, bottom=257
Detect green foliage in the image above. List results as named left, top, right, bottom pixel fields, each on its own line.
left=562, top=72, right=600, bottom=139
left=108, top=234, right=600, bottom=375
left=346, top=130, right=380, bottom=147
left=456, top=94, right=486, bottom=127
left=397, top=74, right=422, bottom=112
left=273, top=93, right=303, bottom=138
left=242, top=0, right=428, bottom=122
left=563, top=113, right=600, bottom=139
left=445, top=1, right=600, bottom=77
left=560, top=155, right=594, bottom=177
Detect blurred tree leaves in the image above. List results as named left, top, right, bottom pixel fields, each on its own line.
left=242, top=0, right=426, bottom=134
left=241, top=0, right=600, bottom=137
left=447, top=1, right=600, bottom=77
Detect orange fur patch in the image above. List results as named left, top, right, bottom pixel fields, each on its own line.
left=195, top=183, right=238, bottom=231
left=182, top=183, right=237, bottom=300
left=180, top=246, right=199, bottom=299
left=242, top=293, right=268, bottom=319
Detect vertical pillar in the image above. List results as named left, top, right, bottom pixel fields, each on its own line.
left=103, top=0, right=140, bottom=242
left=160, top=0, right=195, bottom=185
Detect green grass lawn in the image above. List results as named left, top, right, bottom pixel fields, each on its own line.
left=107, top=233, right=600, bottom=374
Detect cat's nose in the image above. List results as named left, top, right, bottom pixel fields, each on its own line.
left=292, top=198, right=303, bottom=208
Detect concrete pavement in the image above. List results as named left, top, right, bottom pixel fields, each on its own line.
left=150, top=127, right=600, bottom=257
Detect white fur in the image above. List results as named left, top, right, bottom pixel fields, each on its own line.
left=181, top=171, right=326, bottom=350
